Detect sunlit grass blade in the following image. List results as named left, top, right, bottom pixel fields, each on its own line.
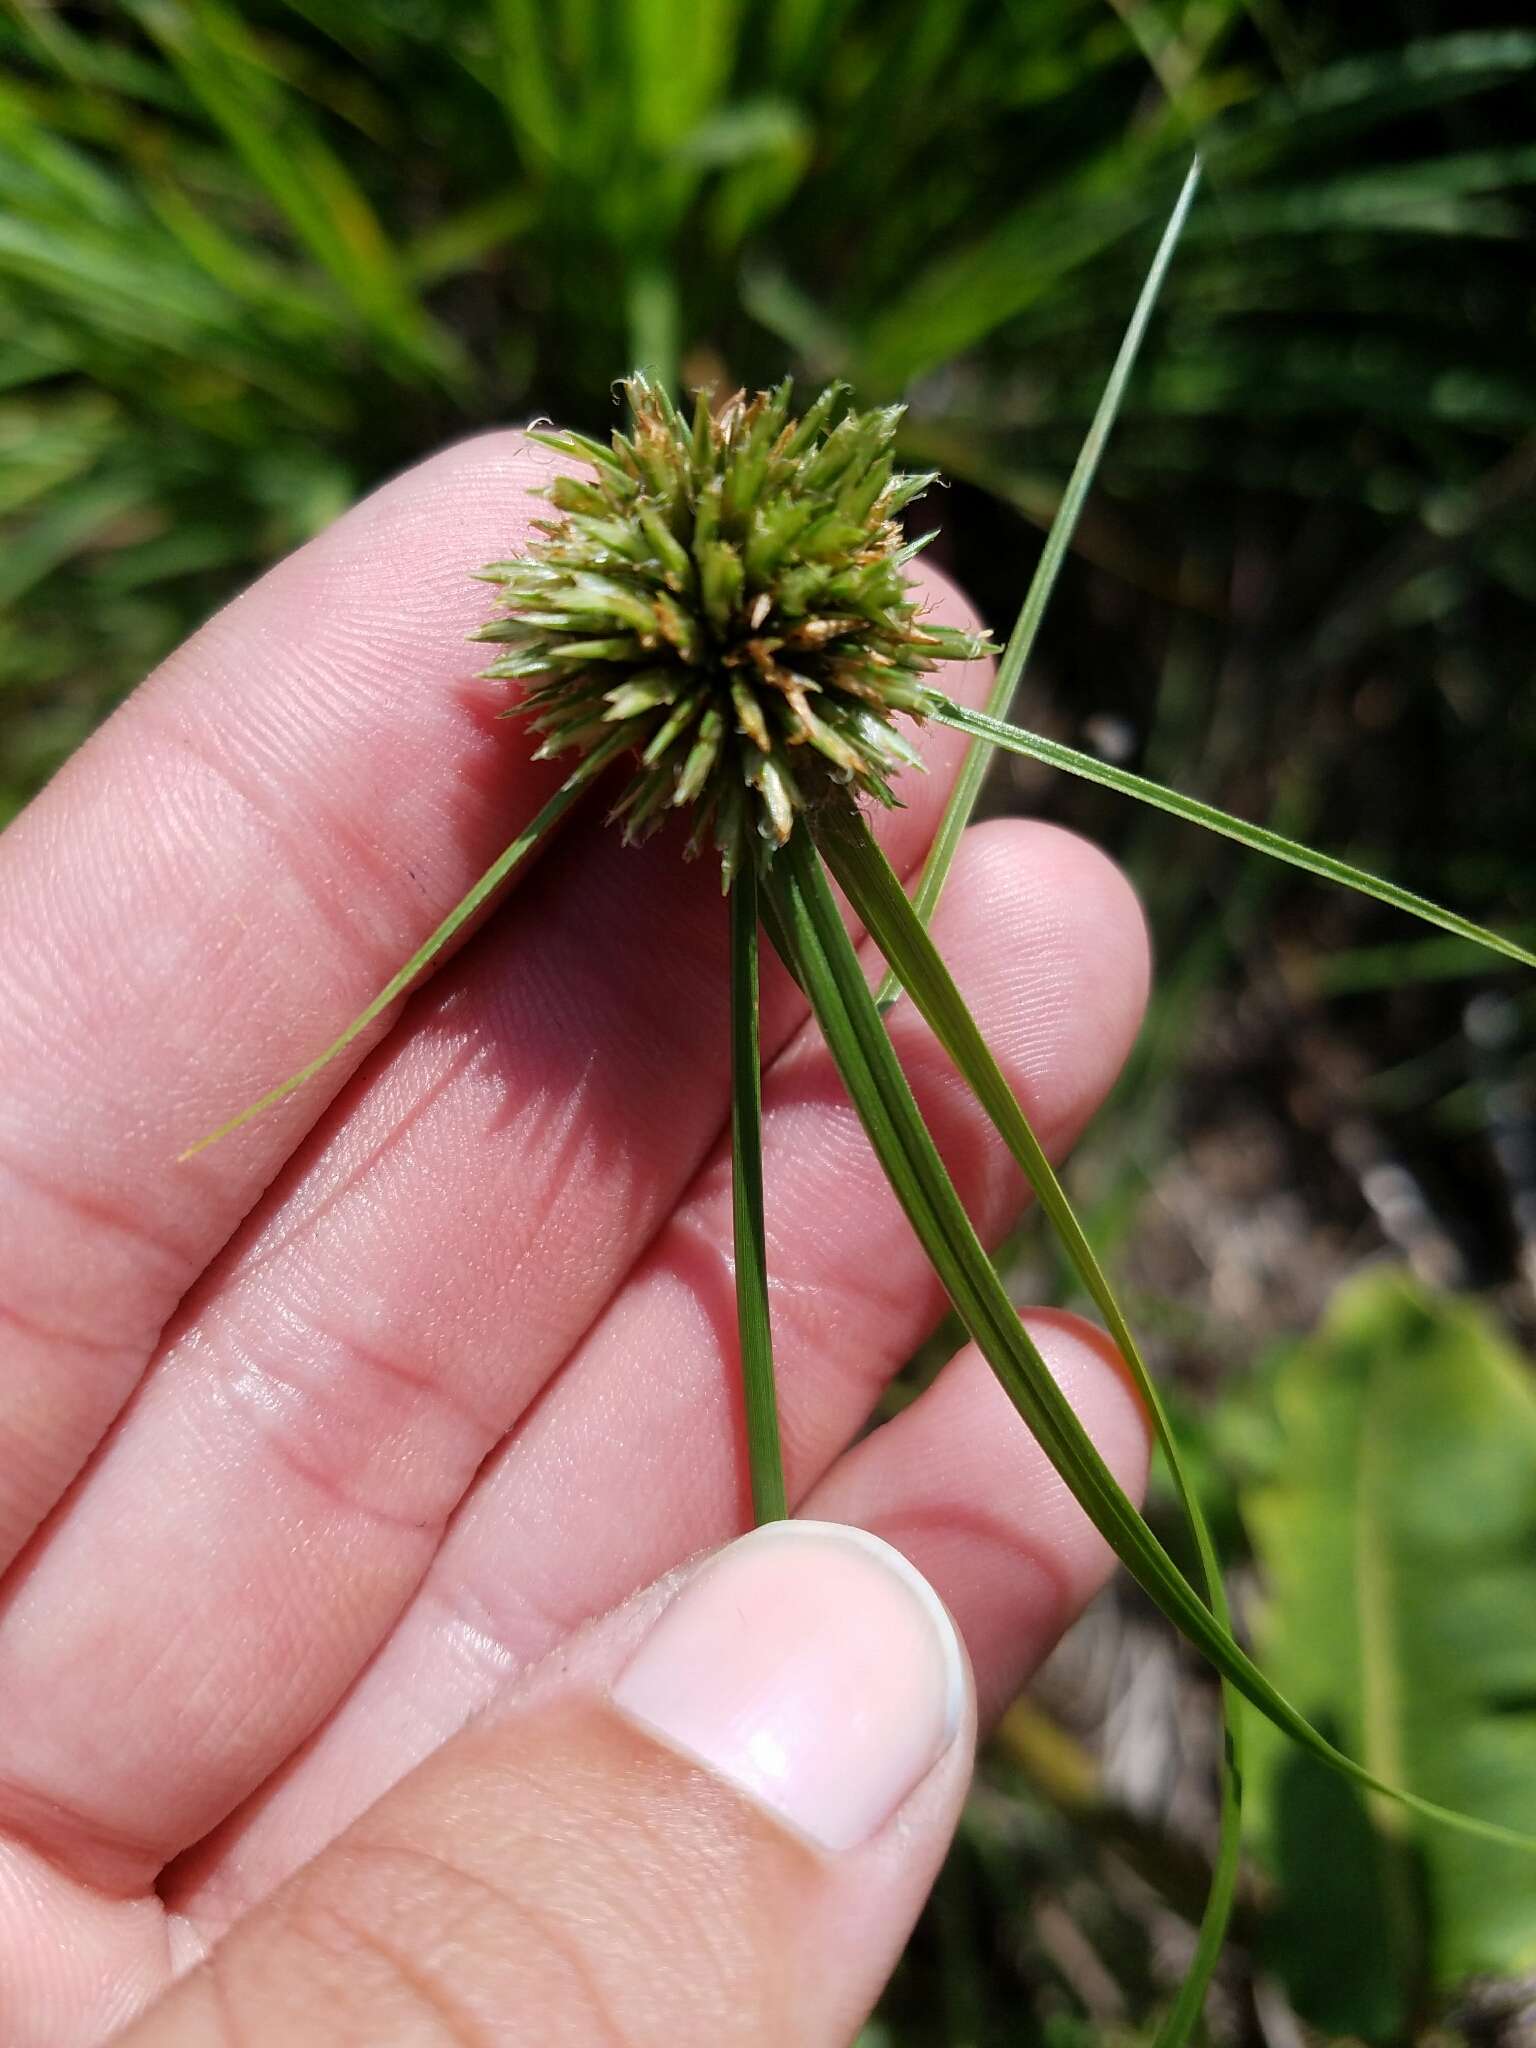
left=879, top=157, right=1202, bottom=1009
left=180, top=735, right=627, bottom=1158
left=730, top=857, right=787, bottom=1524
left=124, top=0, right=461, bottom=382
left=488, top=0, right=566, bottom=167
left=765, top=822, right=1536, bottom=1854
left=926, top=697, right=1536, bottom=972
left=850, top=172, right=1141, bottom=395
left=820, top=807, right=1241, bottom=2040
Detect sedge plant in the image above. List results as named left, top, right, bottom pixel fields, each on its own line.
left=183, top=169, right=1536, bottom=2037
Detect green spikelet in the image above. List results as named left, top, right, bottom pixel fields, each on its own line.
left=473, top=374, right=995, bottom=887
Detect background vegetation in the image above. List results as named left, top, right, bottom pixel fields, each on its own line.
left=3, top=1, right=1533, bottom=2038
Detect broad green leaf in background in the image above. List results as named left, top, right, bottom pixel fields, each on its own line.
left=1242, top=1270, right=1536, bottom=2034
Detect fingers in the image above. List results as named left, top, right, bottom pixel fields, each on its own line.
left=6, top=1325, right=1141, bottom=2047
left=0, top=430, right=568, bottom=1567
left=167, top=820, right=1147, bottom=1928
left=123, top=1525, right=977, bottom=2048
left=0, top=577, right=995, bottom=1894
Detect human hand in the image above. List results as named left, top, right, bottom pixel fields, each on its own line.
left=0, top=433, right=1151, bottom=2045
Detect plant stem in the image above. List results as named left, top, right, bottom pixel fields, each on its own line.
left=820, top=807, right=1244, bottom=2045
left=730, top=859, right=787, bottom=1523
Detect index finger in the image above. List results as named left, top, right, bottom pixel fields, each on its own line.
left=0, top=430, right=572, bottom=1566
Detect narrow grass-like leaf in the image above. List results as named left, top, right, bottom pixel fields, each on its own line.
left=0, top=473, right=149, bottom=610
left=821, top=808, right=1241, bottom=2040
left=730, top=857, right=787, bottom=1524
left=488, top=0, right=566, bottom=166
left=765, top=822, right=1536, bottom=1854
left=621, top=0, right=737, bottom=153
left=125, top=0, right=459, bottom=381
left=926, top=698, right=1536, bottom=972
left=626, top=259, right=680, bottom=393
left=879, top=158, right=1202, bottom=1009
left=180, top=735, right=627, bottom=1157
left=849, top=171, right=1135, bottom=394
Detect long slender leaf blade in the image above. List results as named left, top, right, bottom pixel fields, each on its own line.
left=180, top=737, right=625, bottom=1157
left=926, top=698, right=1536, bottom=972
left=879, top=158, right=1202, bottom=1008
left=765, top=823, right=1536, bottom=1853
left=821, top=809, right=1242, bottom=2040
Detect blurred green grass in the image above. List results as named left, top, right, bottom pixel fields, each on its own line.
left=4, top=2, right=1535, bottom=2038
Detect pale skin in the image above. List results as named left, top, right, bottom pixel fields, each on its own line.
left=0, top=432, right=1152, bottom=2045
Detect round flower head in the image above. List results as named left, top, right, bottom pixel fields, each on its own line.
left=473, top=375, right=993, bottom=885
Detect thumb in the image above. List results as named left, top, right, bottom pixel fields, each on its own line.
left=124, top=1523, right=976, bottom=2048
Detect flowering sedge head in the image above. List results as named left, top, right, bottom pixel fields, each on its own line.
left=473, top=374, right=994, bottom=886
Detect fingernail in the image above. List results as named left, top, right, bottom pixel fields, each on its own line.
left=612, top=1520, right=966, bottom=1853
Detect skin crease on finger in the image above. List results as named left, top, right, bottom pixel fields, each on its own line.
left=0, top=435, right=1151, bottom=2045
